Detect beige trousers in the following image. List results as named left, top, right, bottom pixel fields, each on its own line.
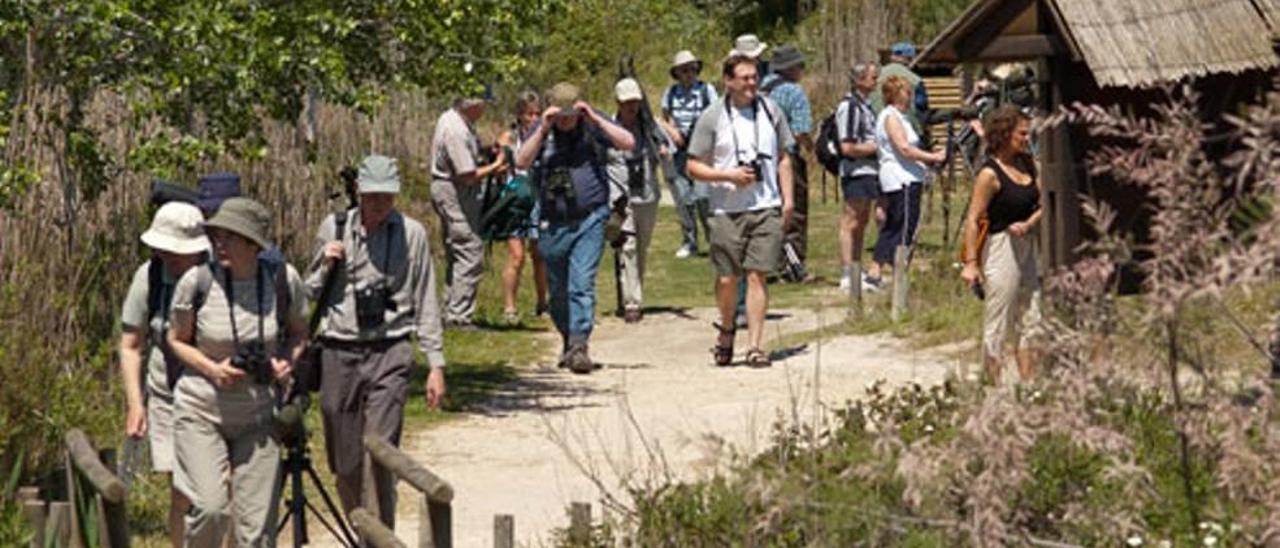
left=981, top=230, right=1042, bottom=364
left=620, top=202, right=658, bottom=311
left=173, top=375, right=281, bottom=548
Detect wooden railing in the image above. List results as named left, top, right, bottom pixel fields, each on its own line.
left=359, top=435, right=454, bottom=548
left=19, top=429, right=130, bottom=548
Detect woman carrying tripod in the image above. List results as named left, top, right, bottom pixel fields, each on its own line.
left=167, top=197, right=309, bottom=547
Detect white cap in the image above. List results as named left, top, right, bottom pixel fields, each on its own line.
left=614, top=78, right=643, bottom=102
left=141, top=202, right=210, bottom=255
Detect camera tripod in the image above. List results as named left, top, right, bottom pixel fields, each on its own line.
left=275, top=423, right=359, bottom=547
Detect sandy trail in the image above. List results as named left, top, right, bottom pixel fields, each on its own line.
left=312, top=306, right=961, bottom=547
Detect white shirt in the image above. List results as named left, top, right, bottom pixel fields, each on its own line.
left=875, top=105, right=927, bottom=193
left=687, top=97, right=793, bottom=214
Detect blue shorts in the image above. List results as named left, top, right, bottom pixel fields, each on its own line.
left=841, top=174, right=880, bottom=201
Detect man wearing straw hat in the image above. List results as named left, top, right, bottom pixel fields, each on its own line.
left=660, top=50, right=719, bottom=259
left=429, top=93, right=508, bottom=329
left=119, top=202, right=209, bottom=547
left=309, top=154, right=448, bottom=528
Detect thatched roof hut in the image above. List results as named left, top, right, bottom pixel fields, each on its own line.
left=915, top=0, right=1280, bottom=271
left=920, top=0, right=1280, bottom=87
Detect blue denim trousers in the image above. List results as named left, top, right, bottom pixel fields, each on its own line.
left=538, top=206, right=608, bottom=345
left=670, top=151, right=710, bottom=250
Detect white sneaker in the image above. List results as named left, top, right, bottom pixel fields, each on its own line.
left=674, top=246, right=693, bottom=259
left=839, top=275, right=852, bottom=291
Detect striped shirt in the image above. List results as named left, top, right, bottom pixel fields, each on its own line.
left=835, top=92, right=877, bottom=178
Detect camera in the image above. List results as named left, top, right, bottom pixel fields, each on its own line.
left=545, top=167, right=576, bottom=201
left=739, top=154, right=770, bottom=183
left=625, top=158, right=646, bottom=193
left=231, top=341, right=272, bottom=385
left=355, top=284, right=397, bottom=330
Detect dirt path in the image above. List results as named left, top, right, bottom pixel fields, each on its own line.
left=320, top=306, right=962, bottom=547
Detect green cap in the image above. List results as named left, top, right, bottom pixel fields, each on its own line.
left=546, top=82, right=581, bottom=112
left=357, top=154, right=402, bottom=194
left=203, top=197, right=273, bottom=250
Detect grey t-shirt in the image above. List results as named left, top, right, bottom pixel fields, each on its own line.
left=120, top=262, right=178, bottom=398
left=170, top=263, right=307, bottom=382
left=430, top=108, right=480, bottom=182
left=687, top=96, right=795, bottom=214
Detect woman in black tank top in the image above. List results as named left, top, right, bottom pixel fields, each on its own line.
left=960, top=106, right=1043, bottom=384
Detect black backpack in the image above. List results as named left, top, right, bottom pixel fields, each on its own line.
left=814, top=97, right=859, bottom=177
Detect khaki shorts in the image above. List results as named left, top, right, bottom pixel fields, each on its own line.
left=708, top=207, right=783, bottom=276
left=146, top=390, right=176, bottom=473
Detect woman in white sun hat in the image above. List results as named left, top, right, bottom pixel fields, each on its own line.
left=118, top=201, right=210, bottom=547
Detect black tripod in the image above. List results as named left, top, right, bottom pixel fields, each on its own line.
left=275, top=400, right=360, bottom=547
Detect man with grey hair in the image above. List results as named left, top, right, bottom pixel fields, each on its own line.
left=836, top=61, right=882, bottom=292
left=430, top=95, right=507, bottom=329
left=308, top=154, right=448, bottom=529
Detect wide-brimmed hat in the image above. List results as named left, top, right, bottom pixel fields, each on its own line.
left=197, top=172, right=241, bottom=212
left=771, top=45, right=805, bottom=72
left=141, top=202, right=210, bottom=255
left=546, top=82, right=582, bottom=112
left=357, top=154, right=401, bottom=194
left=732, top=34, right=768, bottom=59
left=203, top=197, right=273, bottom=250
left=669, top=50, right=702, bottom=78
left=615, top=78, right=643, bottom=102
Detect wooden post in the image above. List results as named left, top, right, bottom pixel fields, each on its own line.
left=493, top=514, right=514, bottom=548
left=47, top=501, right=72, bottom=548
left=22, top=499, right=46, bottom=548
left=350, top=508, right=405, bottom=548
left=891, top=245, right=910, bottom=322
left=848, top=262, right=863, bottom=319
left=568, top=502, right=591, bottom=544
left=425, top=498, right=451, bottom=548
left=97, top=449, right=129, bottom=548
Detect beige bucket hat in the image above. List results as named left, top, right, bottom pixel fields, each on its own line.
left=141, top=202, right=210, bottom=255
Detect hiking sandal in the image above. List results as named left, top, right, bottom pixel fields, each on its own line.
left=712, top=322, right=735, bottom=366
left=745, top=348, right=771, bottom=368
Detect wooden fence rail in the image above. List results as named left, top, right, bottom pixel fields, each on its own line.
left=361, top=435, right=454, bottom=548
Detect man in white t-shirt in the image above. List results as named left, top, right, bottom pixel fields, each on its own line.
left=687, top=53, right=795, bottom=368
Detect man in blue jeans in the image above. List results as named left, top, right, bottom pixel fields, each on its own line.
left=516, top=82, right=635, bottom=373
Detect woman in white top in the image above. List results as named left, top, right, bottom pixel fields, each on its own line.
left=868, top=75, right=944, bottom=285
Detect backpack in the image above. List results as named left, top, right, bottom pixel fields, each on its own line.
left=815, top=97, right=863, bottom=177
left=480, top=148, right=537, bottom=241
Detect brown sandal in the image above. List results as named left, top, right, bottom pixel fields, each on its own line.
left=745, top=348, right=771, bottom=368
left=712, top=322, right=735, bottom=366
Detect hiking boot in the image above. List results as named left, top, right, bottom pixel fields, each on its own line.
left=446, top=319, right=479, bottom=332
left=623, top=308, right=642, bottom=324
left=535, top=302, right=549, bottom=317
left=566, top=344, right=595, bottom=374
